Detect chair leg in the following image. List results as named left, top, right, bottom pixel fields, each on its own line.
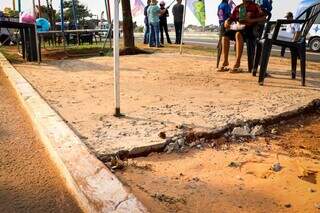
left=290, top=47, right=297, bottom=79
left=299, top=43, right=306, bottom=86
left=247, top=40, right=256, bottom=73
left=258, top=39, right=272, bottom=85
left=216, top=35, right=222, bottom=68
left=253, top=42, right=262, bottom=76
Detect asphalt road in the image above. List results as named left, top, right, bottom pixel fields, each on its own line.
left=183, top=38, right=320, bottom=62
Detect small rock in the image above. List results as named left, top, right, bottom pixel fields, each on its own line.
left=176, top=123, right=188, bottom=129
left=315, top=203, right=320, bottom=209
left=251, top=125, right=264, bottom=136
left=193, top=177, right=200, bottom=182
left=199, top=138, right=206, bottom=143
left=196, top=144, right=203, bottom=149
left=172, top=136, right=178, bottom=142
left=165, top=137, right=173, bottom=144
left=284, top=203, right=292, bottom=208
left=271, top=163, right=282, bottom=172
left=189, top=142, right=196, bottom=148
left=158, top=132, right=166, bottom=139
left=309, top=188, right=316, bottom=193
left=165, top=143, right=179, bottom=153
left=177, top=138, right=185, bottom=147
left=228, top=161, right=240, bottom=168
left=232, top=126, right=251, bottom=137
left=236, top=175, right=243, bottom=181
left=271, top=128, right=278, bottom=134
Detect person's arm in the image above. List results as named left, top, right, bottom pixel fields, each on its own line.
left=245, top=6, right=267, bottom=25
left=224, top=6, right=238, bottom=29
left=159, top=8, right=167, bottom=16
left=144, top=6, right=148, bottom=17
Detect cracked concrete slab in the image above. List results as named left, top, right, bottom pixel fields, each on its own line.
left=12, top=53, right=320, bottom=159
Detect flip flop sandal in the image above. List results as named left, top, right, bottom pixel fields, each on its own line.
left=216, top=66, right=230, bottom=72
left=230, top=67, right=243, bottom=73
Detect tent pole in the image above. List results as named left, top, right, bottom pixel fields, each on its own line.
left=113, top=0, right=121, bottom=117
left=104, top=0, right=111, bottom=24
left=32, top=0, right=36, bottom=17
left=38, top=0, right=41, bottom=17
left=60, top=0, right=66, bottom=49
left=12, top=0, right=16, bottom=11
left=179, top=0, right=187, bottom=54
left=71, top=0, right=78, bottom=29
left=18, top=0, right=21, bottom=12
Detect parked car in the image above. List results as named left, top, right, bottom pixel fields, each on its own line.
left=307, top=24, right=320, bottom=52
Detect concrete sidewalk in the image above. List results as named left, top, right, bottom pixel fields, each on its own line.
left=13, top=53, right=320, bottom=159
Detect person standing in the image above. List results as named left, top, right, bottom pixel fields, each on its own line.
left=159, top=1, right=172, bottom=45
left=144, top=0, right=152, bottom=44
left=147, top=0, right=163, bottom=47
left=218, top=0, right=231, bottom=27
left=280, top=12, right=301, bottom=57
left=172, top=0, right=184, bottom=44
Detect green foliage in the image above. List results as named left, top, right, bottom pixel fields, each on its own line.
left=57, top=0, right=92, bottom=24
left=3, top=7, right=19, bottom=18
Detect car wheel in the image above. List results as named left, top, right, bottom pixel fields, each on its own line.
left=309, top=37, right=320, bottom=52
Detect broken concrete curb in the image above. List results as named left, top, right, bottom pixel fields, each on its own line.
left=0, top=53, right=148, bottom=213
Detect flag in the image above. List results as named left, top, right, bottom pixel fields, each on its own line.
left=131, top=0, right=145, bottom=17
left=187, top=0, right=206, bottom=27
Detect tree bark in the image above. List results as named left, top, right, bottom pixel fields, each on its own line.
left=120, top=0, right=135, bottom=48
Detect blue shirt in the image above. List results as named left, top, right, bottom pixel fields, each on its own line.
left=147, top=4, right=160, bottom=23
left=217, top=2, right=231, bottom=25
left=255, top=0, right=272, bottom=13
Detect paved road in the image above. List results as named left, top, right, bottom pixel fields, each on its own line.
left=184, top=38, right=320, bottom=62
left=135, top=33, right=319, bottom=61
left=0, top=69, right=81, bottom=213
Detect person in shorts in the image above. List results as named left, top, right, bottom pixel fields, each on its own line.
left=218, top=0, right=266, bottom=73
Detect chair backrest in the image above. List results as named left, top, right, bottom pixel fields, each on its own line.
left=296, top=3, right=320, bottom=39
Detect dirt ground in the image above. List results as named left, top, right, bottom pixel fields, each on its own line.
left=116, top=113, right=320, bottom=213
left=14, top=53, right=320, bottom=158
left=0, top=70, right=81, bottom=212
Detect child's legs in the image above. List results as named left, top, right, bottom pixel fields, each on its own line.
left=234, top=31, right=244, bottom=68
left=222, top=36, right=230, bottom=67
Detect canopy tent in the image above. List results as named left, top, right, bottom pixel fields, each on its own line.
left=11, top=0, right=120, bottom=115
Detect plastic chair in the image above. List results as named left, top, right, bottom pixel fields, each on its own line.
left=256, top=3, right=320, bottom=86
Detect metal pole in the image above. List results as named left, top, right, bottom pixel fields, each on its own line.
left=18, top=0, right=21, bottom=12
left=71, top=0, right=78, bottom=28
left=35, top=25, right=41, bottom=64
left=105, top=0, right=111, bottom=24
left=38, top=0, right=41, bottom=17
left=179, top=0, right=187, bottom=54
left=32, top=0, right=36, bottom=17
left=60, top=0, right=66, bottom=49
left=113, top=0, right=121, bottom=117
left=12, top=0, right=16, bottom=11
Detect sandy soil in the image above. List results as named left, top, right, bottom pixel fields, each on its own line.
left=14, top=53, right=320, bottom=158
left=116, top=113, right=320, bottom=213
left=0, top=70, right=81, bottom=212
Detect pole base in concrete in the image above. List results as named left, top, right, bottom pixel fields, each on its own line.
left=114, top=108, right=124, bottom=118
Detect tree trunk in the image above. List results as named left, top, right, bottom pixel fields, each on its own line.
left=120, top=0, right=135, bottom=48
